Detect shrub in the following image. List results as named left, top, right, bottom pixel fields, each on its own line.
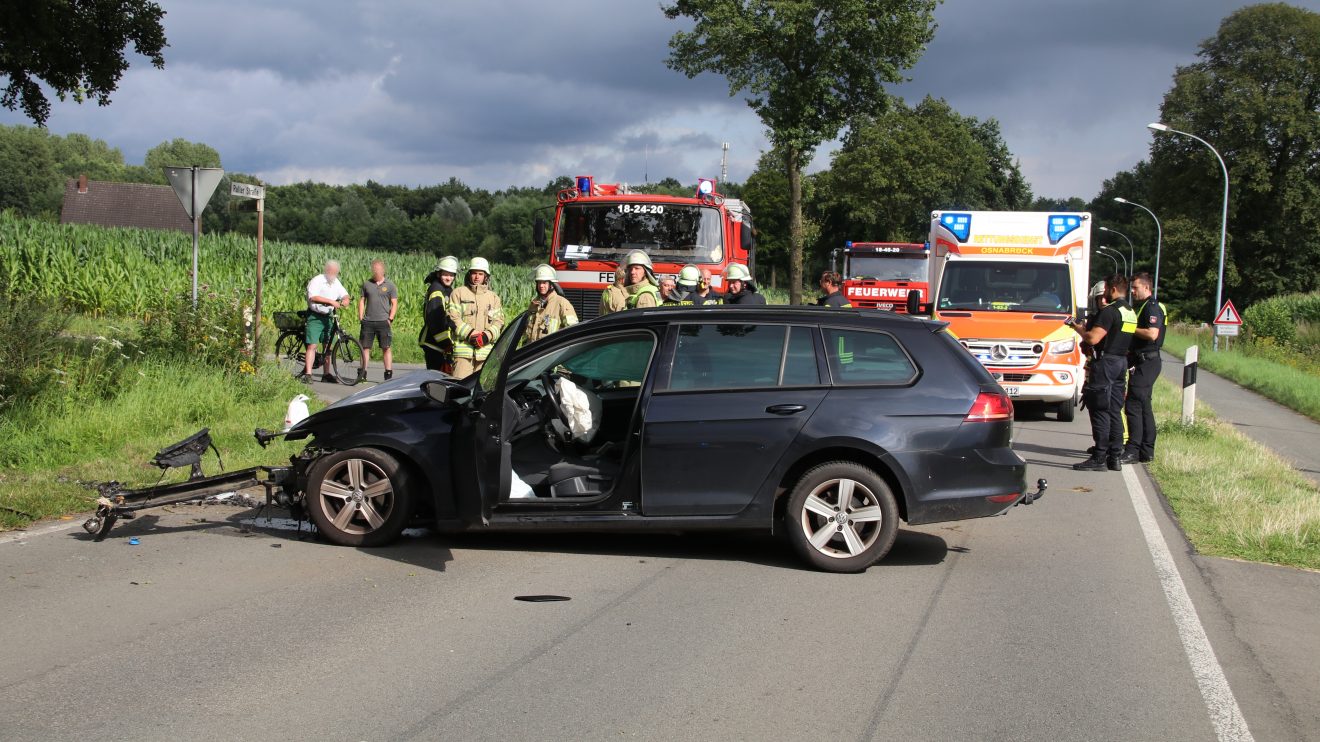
left=0, top=289, right=70, bottom=409
left=139, top=286, right=255, bottom=370
left=1244, top=296, right=1298, bottom=344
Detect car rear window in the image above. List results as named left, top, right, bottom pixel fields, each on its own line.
left=668, top=324, right=820, bottom=390
left=822, top=328, right=917, bottom=385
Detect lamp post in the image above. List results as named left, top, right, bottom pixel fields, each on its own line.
left=1148, top=122, right=1230, bottom=350
left=1097, top=246, right=1129, bottom=281
left=1097, top=226, right=1135, bottom=276
left=1093, top=248, right=1119, bottom=277
left=1113, top=197, right=1162, bottom=299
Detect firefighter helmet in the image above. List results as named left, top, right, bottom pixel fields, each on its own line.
left=436, top=255, right=460, bottom=275
left=677, top=264, right=701, bottom=288
left=725, top=263, right=752, bottom=282
left=532, top=264, right=557, bottom=282
left=624, top=250, right=653, bottom=270
left=468, top=257, right=492, bottom=275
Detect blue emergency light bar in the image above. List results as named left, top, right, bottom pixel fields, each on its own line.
left=939, top=213, right=972, bottom=242
left=576, top=175, right=594, bottom=196
left=1047, top=214, right=1082, bottom=245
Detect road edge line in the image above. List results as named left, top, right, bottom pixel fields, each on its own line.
left=0, top=519, right=83, bottom=546
left=1121, top=464, right=1254, bottom=742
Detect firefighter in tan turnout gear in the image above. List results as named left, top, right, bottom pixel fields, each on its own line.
left=446, top=257, right=504, bottom=378
left=599, top=266, right=628, bottom=316
left=623, top=250, right=661, bottom=309
left=524, top=264, right=578, bottom=345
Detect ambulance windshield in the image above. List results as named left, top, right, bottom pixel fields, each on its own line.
left=938, top=262, right=1073, bottom=313
left=846, top=255, right=926, bottom=282
left=555, top=203, right=724, bottom=265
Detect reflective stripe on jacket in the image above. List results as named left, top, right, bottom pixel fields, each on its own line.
left=448, top=284, right=504, bottom=361
left=525, top=292, right=578, bottom=344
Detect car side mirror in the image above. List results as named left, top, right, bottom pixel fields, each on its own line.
left=533, top=217, right=546, bottom=249
left=422, top=379, right=455, bottom=405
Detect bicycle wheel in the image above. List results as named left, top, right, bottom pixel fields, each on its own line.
left=275, top=331, right=306, bottom=375
left=331, top=335, right=364, bottom=386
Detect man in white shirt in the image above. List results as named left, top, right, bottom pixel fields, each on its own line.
left=303, top=260, right=351, bottom=382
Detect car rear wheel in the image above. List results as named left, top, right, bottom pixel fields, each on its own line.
left=305, top=448, right=413, bottom=547
left=785, top=462, right=899, bottom=573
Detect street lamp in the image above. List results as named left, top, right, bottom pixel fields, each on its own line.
left=1113, top=197, right=1162, bottom=299
left=1097, top=226, right=1135, bottom=277
left=1092, top=247, right=1119, bottom=277
left=1148, top=121, right=1230, bottom=350
left=1097, top=246, right=1129, bottom=279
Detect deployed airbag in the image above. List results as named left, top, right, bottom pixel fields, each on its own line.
left=556, top=376, right=601, bottom=443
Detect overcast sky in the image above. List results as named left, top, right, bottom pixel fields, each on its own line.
left=6, top=0, right=1317, bottom=199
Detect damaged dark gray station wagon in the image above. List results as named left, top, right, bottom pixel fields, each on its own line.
left=277, top=306, right=1041, bottom=573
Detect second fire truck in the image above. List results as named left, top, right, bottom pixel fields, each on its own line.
left=832, top=241, right=929, bottom=312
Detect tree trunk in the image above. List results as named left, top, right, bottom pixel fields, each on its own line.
left=786, top=146, right=803, bottom=305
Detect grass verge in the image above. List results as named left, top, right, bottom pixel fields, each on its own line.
left=1163, top=329, right=1320, bottom=422
left=1148, top=377, right=1320, bottom=570
left=0, top=363, right=313, bottom=530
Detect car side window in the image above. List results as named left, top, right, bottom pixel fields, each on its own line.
left=822, top=328, right=917, bottom=385
left=781, top=326, right=820, bottom=386
left=509, top=332, right=655, bottom=389
left=670, top=324, right=786, bottom=391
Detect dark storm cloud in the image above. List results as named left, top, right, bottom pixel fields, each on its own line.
left=6, top=0, right=1318, bottom=195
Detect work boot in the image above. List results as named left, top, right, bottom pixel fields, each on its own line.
left=383, top=369, right=393, bottom=381
left=1120, top=452, right=1139, bottom=465
left=1107, top=457, right=1122, bottom=471
left=1072, top=456, right=1107, bottom=471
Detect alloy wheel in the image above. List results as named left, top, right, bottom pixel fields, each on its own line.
left=798, top=477, right=885, bottom=559
left=317, top=458, right=394, bottom=535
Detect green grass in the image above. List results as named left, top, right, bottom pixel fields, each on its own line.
left=1148, top=377, right=1320, bottom=570
left=1163, top=329, right=1320, bottom=422
left=0, top=362, right=313, bottom=530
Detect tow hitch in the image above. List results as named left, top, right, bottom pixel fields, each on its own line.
left=82, top=429, right=291, bottom=541
left=1018, top=478, right=1048, bottom=505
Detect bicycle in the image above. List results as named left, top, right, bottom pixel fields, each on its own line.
left=273, top=310, right=364, bottom=386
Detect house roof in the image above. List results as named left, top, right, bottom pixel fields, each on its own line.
left=60, top=178, right=193, bottom=233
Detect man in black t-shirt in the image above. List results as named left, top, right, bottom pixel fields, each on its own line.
left=1123, top=273, right=1166, bottom=464
left=1067, top=274, right=1137, bottom=471
left=817, top=271, right=852, bottom=308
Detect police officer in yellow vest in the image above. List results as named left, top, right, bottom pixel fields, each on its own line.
left=623, top=250, right=660, bottom=309
left=447, top=257, right=505, bottom=378
left=524, top=264, right=578, bottom=345
left=1123, top=272, right=1166, bottom=464
left=599, top=266, right=628, bottom=316
left=1068, top=274, right=1137, bottom=471
left=420, top=255, right=459, bottom=373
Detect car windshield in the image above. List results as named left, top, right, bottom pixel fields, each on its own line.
left=846, top=255, right=927, bottom=282
left=556, top=203, right=724, bottom=264
left=938, top=261, right=1073, bottom=313
left=476, top=311, right=527, bottom=392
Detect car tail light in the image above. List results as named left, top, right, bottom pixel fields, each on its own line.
left=987, top=493, right=1020, bottom=503
left=965, top=390, right=1013, bottom=422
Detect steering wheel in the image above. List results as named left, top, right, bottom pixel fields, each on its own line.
left=539, top=371, right=574, bottom=443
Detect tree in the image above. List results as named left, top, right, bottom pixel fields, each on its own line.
left=665, top=0, right=937, bottom=303
left=1147, top=2, right=1320, bottom=317
left=818, top=97, right=1030, bottom=244
left=0, top=0, right=167, bottom=126
left=143, top=138, right=221, bottom=182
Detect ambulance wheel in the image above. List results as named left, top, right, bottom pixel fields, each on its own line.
left=305, top=448, right=413, bottom=547
left=1057, top=397, right=1076, bottom=422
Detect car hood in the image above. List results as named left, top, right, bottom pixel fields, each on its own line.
left=290, top=369, right=456, bottom=433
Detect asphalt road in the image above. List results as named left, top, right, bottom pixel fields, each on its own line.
left=2, top=405, right=1316, bottom=741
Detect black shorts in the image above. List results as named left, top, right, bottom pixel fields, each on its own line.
left=360, top=320, right=392, bottom=349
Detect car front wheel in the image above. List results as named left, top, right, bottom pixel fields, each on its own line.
left=785, top=461, right=899, bottom=573
left=305, top=448, right=413, bottom=547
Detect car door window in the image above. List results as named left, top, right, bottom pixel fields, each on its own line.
left=667, top=324, right=820, bottom=390
left=781, top=326, right=821, bottom=386
left=822, top=328, right=918, bottom=385
left=509, top=332, right=655, bottom=389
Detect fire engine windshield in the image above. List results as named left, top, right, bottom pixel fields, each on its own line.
left=846, top=255, right=927, bottom=282
left=556, top=203, right=724, bottom=265
left=938, top=262, right=1074, bottom=314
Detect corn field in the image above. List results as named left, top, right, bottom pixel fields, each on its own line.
left=0, top=212, right=546, bottom=363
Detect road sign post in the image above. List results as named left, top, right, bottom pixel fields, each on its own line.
left=230, top=182, right=267, bottom=353
left=164, top=166, right=225, bottom=307
left=1182, top=345, right=1198, bottom=425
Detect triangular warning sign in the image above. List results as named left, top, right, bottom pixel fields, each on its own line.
left=1213, top=299, right=1242, bottom=325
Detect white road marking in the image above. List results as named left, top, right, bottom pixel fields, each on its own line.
left=1122, top=464, right=1254, bottom=742
left=0, top=519, right=83, bottom=545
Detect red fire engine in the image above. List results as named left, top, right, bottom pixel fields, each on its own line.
left=832, top=241, right=929, bottom=313
left=535, top=175, right=755, bottom=318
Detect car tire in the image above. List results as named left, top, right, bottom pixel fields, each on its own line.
left=305, top=448, right=413, bottom=547
left=1057, top=397, right=1076, bottom=422
left=785, top=461, right=900, bottom=573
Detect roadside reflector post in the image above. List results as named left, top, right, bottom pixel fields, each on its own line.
left=1182, top=344, right=1199, bottom=425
